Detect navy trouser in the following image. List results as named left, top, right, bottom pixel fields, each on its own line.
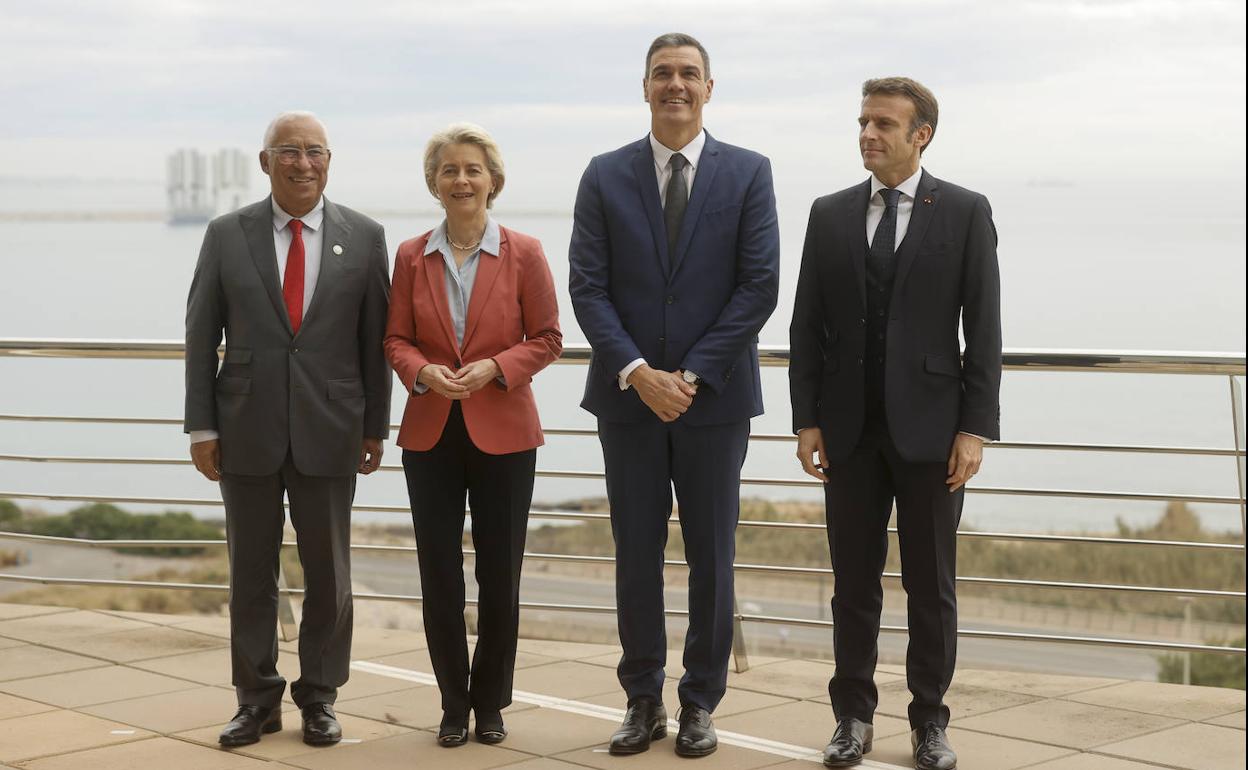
left=598, top=417, right=750, bottom=713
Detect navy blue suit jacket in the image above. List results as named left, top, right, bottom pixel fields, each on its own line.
left=569, top=133, right=780, bottom=425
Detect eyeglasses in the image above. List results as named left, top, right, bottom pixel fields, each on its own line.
left=266, top=146, right=331, bottom=166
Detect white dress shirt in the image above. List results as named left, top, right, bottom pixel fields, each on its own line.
left=190, top=197, right=325, bottom=445
left=618, top=131, right=707, bottom=390
left=867, top=167, right=922, bottom=250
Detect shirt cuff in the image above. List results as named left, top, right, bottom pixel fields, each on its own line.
left=412, top=382, right=429, bottom=395
left=618, top=358, right=646, bottom=391
left=189, top=430, right=218, bottom=444
left=959, top=431, right=991, bottom=443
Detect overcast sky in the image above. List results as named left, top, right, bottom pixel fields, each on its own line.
left=1, top=0, right=1244, bottom=212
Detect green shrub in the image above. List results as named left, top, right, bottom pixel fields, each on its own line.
left=1158, top=636, right=1247, bottom=690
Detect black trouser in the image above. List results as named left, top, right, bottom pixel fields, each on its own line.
left=823, top=419, right=962, bottom=729
left=220, top=453, right=356, bottom=708
left=598, top=417, right=750, bottom=713
left=401, top=403, right=536, bottom=720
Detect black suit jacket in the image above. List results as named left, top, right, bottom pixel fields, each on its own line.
left=788, top=170, right=1001, bottom=463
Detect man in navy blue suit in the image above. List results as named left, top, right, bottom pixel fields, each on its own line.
left=569, top=32, right=780, bottom=759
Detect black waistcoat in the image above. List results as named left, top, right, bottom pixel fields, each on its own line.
left=862, top=237, right=896, bottom=436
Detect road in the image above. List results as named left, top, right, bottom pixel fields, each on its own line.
left=350, top=550, right=1164, bottom=681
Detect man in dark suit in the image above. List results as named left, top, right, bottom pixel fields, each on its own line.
left=789, top=78, right=1001, bottom=770
left=569, top=32, right=779, bottom=759
left=184, top=111, right=391, bottom=748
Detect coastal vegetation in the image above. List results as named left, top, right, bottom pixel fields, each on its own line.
left=1, top=496, right=1242, bottom=688
left=0, top=500, right=223, bottom=556
left=530, top=498, right=1245, bottom=625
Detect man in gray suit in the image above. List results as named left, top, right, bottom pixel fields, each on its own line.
left=184, top=111, right=390, bottom=748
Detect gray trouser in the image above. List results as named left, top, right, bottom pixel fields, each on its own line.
left=220, top=452, right=355, bottom=708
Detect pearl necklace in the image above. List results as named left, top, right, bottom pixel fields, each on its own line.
left=448, top=229, right=484, bottom=251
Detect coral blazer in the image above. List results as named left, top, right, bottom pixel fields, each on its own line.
left=384, top=225, right=562, bottom=454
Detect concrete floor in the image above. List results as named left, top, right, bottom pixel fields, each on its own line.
left=0, top=601, right=1243, bottom=769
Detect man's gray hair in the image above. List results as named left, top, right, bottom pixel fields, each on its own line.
left=645, top=33, right=710, bottom=79
left=262, top=111, right=329, bottom=148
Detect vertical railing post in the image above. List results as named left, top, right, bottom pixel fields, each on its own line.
left=1231, top=376, right=1246, bottom=537
left=731, top=598, right=750, bottom=673
left=277, top=556, right=299, bottom=643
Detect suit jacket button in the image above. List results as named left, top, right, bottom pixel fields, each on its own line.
left=659, top=336, right=665, bottom=343
left=666, top=296, right=675, bottom=304
left=291, top=347, right=299, bottom=354
left=857, top=357, right=863, bottom=365
left=859, top=318, right=865, bottom=325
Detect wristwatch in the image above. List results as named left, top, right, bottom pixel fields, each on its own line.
left=681, top=370, right=702, bottom=386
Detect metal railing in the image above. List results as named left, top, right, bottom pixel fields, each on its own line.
left=1, top=338, right=1245, bottom=663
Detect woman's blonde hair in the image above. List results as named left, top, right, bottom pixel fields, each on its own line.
left=423, top=122, right=505, bottom=208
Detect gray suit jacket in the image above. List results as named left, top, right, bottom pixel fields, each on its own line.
left=184, top=196, right=391, bottom=477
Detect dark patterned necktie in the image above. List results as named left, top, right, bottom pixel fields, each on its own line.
left=870, top=188, right=902, bottom=262
left=664, top=152, right=689, bottom=258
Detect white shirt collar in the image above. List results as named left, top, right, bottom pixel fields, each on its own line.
left=650, top=129, right=706, bottom=171
left=424, top=216, right=501, bottom=256
left=272, top=196, right=325, bottom=231
left=870, top=167, right=923, bottom=201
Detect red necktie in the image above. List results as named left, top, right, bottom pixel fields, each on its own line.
left=283, top=219, right=305, bottom=334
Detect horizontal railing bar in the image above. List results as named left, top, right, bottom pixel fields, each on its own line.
left=2, top=493, right=1243, bottom=551
left=4, top=414, right=1242, bottom=460
left=1, top=454, right=1241, bottom=505
left=1, top=339, right=1244, bottom=375
left=2, top=414, right=1240, bottom=459
left=733, top=612, right=1246, bottom=655
left=0, top=572, right=1241, bottom=656
left=2, top=529, right=1239, bottom=598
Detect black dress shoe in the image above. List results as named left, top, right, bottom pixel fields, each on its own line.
left=474, top=709, right=507, bottom=744
left=823, top=717, right=873, bottom=767
left=912, top=723, right=957, bottom=770
left=301, top=703, right=342, bottom=746
left=674, top=706, right=717, bottom=758
left=438, top=713, right=469, bottom=747
left=218, top=704, right=281, bottom=747
left=608, top=698, right=668, bottom=755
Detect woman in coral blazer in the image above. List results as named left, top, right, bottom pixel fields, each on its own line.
left=383, top=123, right=561, bottom=748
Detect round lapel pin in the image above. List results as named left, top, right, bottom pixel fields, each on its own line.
left=332, top=244, right=344, bottom=255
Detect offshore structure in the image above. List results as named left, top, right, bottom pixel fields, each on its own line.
left=166, top=148, right=250, bottom=225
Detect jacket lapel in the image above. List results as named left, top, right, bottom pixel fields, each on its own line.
left=301, top=197, right=352, bottom=332
left=461, top=228, right=506, bottom=350
left=241, top=197, right=291, bottom=335
left=890, top=170, right=939, bottom=308
left=846, top=180, right=871, bottom=312
left=630, top=139, right=671, bottom=276
left=669, top=133, right=719, bottom=277
left=422, top=243, right=462, bottom=359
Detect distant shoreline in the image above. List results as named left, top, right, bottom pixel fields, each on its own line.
left=0, top=208, right=575, bottom=223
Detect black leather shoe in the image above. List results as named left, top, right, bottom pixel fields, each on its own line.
left=438, top=713, right=469, bottom=747
left=474, top=710, right=507, bottom=744
left=823, top=717, right=873, bottom=766
left=608, top=698, right=667, bottom=755
left=301, top=703, right=342, bottom=746
left=912, top=723, right=957, bottom=770
left=218, top=704, right=281, bottom=747
left=674, top=706, right=717, bottom=758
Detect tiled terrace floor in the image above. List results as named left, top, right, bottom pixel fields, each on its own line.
left=0, top=602, right=1243, bottom=769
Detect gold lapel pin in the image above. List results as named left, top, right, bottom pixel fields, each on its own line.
left=332, top=244, right=344, bottom=255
